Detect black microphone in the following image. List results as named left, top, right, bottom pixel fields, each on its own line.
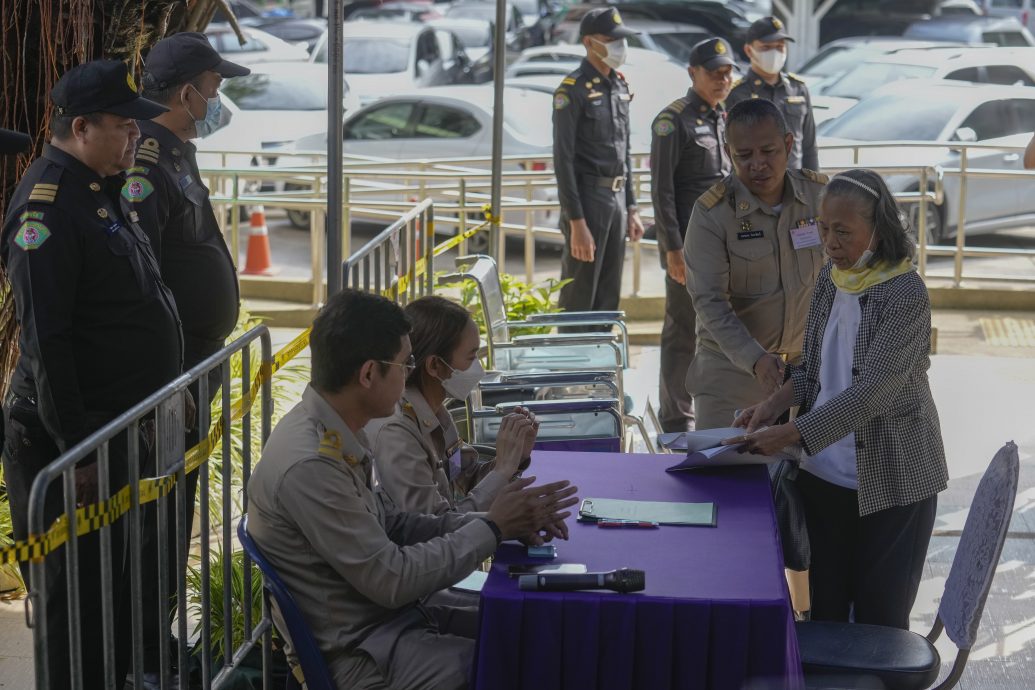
left=518, top=568, right=645, bottom=593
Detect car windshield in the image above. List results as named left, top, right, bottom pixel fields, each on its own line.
left=823, top=62, right=937, bottom=99
left=447, top=5, right=497, bottom=22
left=341, top=38, right=411, bottom=73
left=503, top=89, right=553, bottom=146
left=648, top=32, right=710, bottom=63
left=819, top=94, right=957, bottom=141
left=222, top=73, right=328, bottom=110
left=800, top=45, right=887, bottom=78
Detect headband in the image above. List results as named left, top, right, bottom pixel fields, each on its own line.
left=830, top=174, right=879, bottom=199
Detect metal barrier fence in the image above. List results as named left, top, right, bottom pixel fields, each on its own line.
left=342, top=198, right=435, bottom=301
left=24, top=326, right=276, bottom=689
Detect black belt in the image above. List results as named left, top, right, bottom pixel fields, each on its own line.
left=582, top=175, right=625, bottom=192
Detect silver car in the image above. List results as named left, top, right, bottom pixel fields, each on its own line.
left=818, top=79, right=1035, bottom=243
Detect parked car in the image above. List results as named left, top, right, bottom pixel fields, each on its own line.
left=985, top=0, right=1035, bottom=34
left=349, top=1, right=445, bottom=22
left=311, top=22, right=474, bottom=106
left=818, top=80, right=1035, bottom=242
left=623, top=19, right=713, bottom=64
left=796, top=37, right=966, bottom=89
left=903, top=15, right=1035, bottom=45
left=281, top=85, right=560, bottom=244
left=820, top=0, right=983, bottom=45
left=429, top=18, right=495, bottom=82
left=811, top=46, right=1035, bottom=124
left=504, top=43, right=686, bottom=79
left=204, top=24, right=311, bottom=64
left=245, top=18, right=328, bottom=54
left=445, top=1, right=536, bottom=57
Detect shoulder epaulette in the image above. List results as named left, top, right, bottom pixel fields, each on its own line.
left=699, top=182, right=726, bottom=210
left=666, top=98, right=688, bottom=114
left=135, top=137, right=160, bottom=165
left=317, top=429, right=344, bottom=461
left=787, top=72, right=806, bottom=83
left=730, top=76, right=744, bottom=90
left=26, top=165, right=63, bottom=204
left=615, top=70, right=627, bottom=82
left=561, top=76, right=577, bottom=86
left=400, top=401, right=418, bottom=422
left=801, top=168, right=829, bottom=184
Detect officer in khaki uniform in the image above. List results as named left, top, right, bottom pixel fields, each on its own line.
left=726, top=16, right=818, bottom=172
left=247, top=289, right=576, bottom=689
left=685, top=98, right=828, bottom=429
left=371, top=386, right=528, bottom=515
left=650, top=37, right=733, bottom=432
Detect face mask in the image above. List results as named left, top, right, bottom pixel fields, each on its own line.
left=851, top=225, right=878, bottom=270
left=185, top=85, right=231, bottom=139
left=753, top=48, right=786, bottom=75
left=591, top=37, right=628, bottom=69
left=436, top=357, right=486, bottom=400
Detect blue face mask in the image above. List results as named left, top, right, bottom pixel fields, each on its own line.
left=185, top=84, right=231, bottom=139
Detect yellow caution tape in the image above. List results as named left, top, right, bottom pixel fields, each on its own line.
left=1, top=220, right=480, bottom=566
left=481, top=204, right=501, bottom=226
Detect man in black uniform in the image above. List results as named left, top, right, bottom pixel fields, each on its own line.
left=726, top=16, right=818, bottom=172
left=553, top=6, right=644, bottom=325
left=1, top=59, right=181, bottom=689
left=650, top=38, right=734, bottom=433
left=122, top=32, right=247, bottom=678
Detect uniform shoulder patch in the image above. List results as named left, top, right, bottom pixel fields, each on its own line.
left=666, top=98, right=687, bottom=114
left=14, top=219, right=51, bottom=250
left=787, top=72, right=806, bottom=83
left=699, top=182, right=727, bottom=210
left=801, top=168, right=830, bottom=185
left=27, top=183, right=59, bottom=204
left=317, top=429, right=343, bottom=460
left=653, top=117, right=676, bottom=137
left=135, top=137, right=160, bottom=164
left=121, top=175, right=155, bottom=203
left=553, top=90, right=571, bottom=110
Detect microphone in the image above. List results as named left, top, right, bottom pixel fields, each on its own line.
left=518, top=568, right=645, bottom=593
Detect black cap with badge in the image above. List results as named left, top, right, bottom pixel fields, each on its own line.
left=579, top=6, right=639, bottom=38
left=144, top=32, right=251, bottom=89
left=688, top=38, right=736, bottom=70
left=0, top=128, right=31, bottom=155
left=746, top=16, right=795, bottom=43
left=51, top=59, right=169, bottom=120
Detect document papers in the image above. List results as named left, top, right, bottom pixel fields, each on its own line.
left=579, top=498, right=716, bottom=527
left=663, top=428, right=795, bottom=472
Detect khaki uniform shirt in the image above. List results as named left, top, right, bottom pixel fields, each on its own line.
left=685, top=168, right=828, bottom=374
left=246, top=385, right=497, bottom=679
left=371, top=387, right=507, bottom=515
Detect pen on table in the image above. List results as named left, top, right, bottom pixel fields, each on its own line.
left=596, top=520, right=660, bottom=529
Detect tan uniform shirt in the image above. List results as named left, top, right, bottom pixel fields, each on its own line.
left=685, top=168, right=828, bottom=373
left=246, top=385, right=497, bottom=682
left=371, top=387, right=507, bottom=515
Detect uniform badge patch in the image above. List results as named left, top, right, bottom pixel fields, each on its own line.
left=553, top=92, right=570, bottom=110
left=19, top=210, right=44, bottom=222
left=653, top=119, right=675, bottom=137
left=14, top=220, right=51, bottom=250
left=121, top=176, right=154, bottom=203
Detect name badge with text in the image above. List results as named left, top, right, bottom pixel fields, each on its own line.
left=791, top=223, right=821, bottom=250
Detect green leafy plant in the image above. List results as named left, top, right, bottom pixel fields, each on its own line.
left=0, top=465, right=23, bottom=596
left=454, top=271, right=572, bottom=336
left=185, top=542, right=265, bottom=661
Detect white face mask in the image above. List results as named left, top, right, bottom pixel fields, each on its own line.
left=752, top=48, right=786, bottom=75
left=851, top=225, right=878, bottom=270
left=591, top=37, right=628, bottom=69
left=436, top=358, right=486, bottom=400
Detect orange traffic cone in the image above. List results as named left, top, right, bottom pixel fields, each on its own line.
left=242, top=206, right=276, bottom=276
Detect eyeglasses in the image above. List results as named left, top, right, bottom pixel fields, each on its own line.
left=378, top=355, right=416, bottom=376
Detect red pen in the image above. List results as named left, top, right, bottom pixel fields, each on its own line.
left=597, top=520, right=660, bottom=528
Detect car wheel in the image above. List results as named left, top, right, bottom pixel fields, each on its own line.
left=907, top=188, right=949, bottom=246
left=285, top=183, right=311, bottom=230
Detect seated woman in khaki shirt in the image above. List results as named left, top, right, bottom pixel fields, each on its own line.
left=372, top=296, right=538, bottom=514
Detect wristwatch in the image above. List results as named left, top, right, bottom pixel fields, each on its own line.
left=480, top=517, right=503, bottom=546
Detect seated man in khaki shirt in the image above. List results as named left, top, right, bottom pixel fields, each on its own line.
left=685, top=97, right=828, bottom=429
left=247, top=290, right=578, bottom=689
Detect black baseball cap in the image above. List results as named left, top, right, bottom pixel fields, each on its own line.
left=144, top=32, right=251, bottom=89
left=746, top=16, right=794, bottom=43
left=689, top=38, right=736, bottom=70
left=579, top=6, right=638, bottom=39
left=51, top=59, right=168, bottom=119
left=0, top=128, right=31, bottom=155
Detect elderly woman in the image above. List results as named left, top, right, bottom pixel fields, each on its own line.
left=372, top=295, right=538, bottom=515
left=726, top=168, right=948, bottom=629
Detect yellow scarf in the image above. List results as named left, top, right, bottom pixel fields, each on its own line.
left=830, top=258, right=914, bottom=294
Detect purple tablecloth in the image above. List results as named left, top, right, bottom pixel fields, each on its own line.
left=472, top=451, right=804, bottom=690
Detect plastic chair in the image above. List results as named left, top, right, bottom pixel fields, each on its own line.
left=796, top=441, right=1020, bottom=690
left=237, top=515, right=336, bottom=690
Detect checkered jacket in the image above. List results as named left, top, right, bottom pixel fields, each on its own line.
left=790, top=263, right=948, bottom=516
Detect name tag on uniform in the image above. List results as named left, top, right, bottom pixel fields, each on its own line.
left=738, top=230, right=764, bottom=240
left=786, top=96, right=806, bottom=104
left=694, top=125, right=711, bottom=135
left=618, top=93, right=632, bottom=101
left=791, top=221, right=821, bottom=249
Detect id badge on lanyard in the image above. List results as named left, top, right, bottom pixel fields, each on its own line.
left=446, top=440, right=463, bottom=480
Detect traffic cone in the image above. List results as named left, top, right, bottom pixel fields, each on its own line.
left=242, top=206, right=276, bottom=276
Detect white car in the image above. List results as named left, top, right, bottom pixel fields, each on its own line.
left=285, top=85, right=559, bottom=243
left=204, top=24, right=311, bottom=65
left=310, top=22, right=473, bottom=106
left=796, top=37, right=966, bottom=91
left=818, top=79, right=1035, bottom=242
left=811, top=46, right=1035, bottom=125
